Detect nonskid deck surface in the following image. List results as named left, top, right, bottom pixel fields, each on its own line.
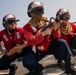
left=0, top=55, right=76, bottom=75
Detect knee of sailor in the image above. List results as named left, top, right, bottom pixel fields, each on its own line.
left=22, top=58, right=32, bottom=67
left=22, top=58, right=28, bottom=67
left=58, top=39, right=67, bottom=44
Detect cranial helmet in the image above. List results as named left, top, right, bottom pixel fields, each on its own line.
left=2, top=14, right=19, bottom=28
left=27, top=1, right=44, bottom=17
left=56, top=8, right=70, bottom=20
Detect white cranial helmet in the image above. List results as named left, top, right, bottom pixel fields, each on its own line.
left=27, top=1, right=44, bottom=17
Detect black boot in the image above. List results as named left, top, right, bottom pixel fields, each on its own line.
left=72, top=49, right=76, bottom=56
left=57, top=59, right=62, bottom=66
left=64, top=58, right=76, bottom=75
left=8, top=64, right=18, bottom=75
left=29, top=64, right=44, bottom=75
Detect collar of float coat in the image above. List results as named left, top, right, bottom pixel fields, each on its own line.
left=60, top=22, right=72, bottom=35
left=28, top=14, right=48, bottom=27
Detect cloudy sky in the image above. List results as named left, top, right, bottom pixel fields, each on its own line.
left=0, top=0, right=76, bottom=30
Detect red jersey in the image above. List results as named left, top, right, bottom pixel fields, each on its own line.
left=23, top=24, right=60, bottom=52
left=0, top=26, right=26, bottom=51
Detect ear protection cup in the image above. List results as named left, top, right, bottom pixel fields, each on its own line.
left=27, top=11, right=32, bottom=17
left=2, top=22, right=6, bottom=28
left=27, top=1, right=33, bottom=17
left=2, top=16, right=7, bottom=28
left=3, top=23, right=6, bottom=28
left=56, top=9, right=62, bottom=20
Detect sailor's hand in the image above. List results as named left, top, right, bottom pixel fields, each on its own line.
left=42, top=27, right=53, bottom=37
left=16, top=44, right=23, bottom=53
left=1, top=50, right=8, bottom=55
left=52, top=21, right=60, bottom=30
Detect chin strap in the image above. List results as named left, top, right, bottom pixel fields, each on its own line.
left=4, top=24, right=11, bottom=35
left=7, top=28, right=12, bottom=35
left=5, top=24, right=15, bottom=35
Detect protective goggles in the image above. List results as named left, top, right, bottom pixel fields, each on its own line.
left=33, top=7, right=44, bottom=14
left=61, top=13, right=70, bottom=20
left=6, top=20, right=16, bottom=25
left=5, top=19, right=19, bottom=25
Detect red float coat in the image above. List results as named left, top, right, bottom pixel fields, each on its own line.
left=0, top=26, right=26, bottom=51
left=60, top=22, right=76, bottom=48
left=23, top=23, right=61, bottom=52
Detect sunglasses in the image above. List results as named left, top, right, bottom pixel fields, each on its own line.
left=6, top=20, right=16, bottom=25
left=33, top=8, right=44, bottom=14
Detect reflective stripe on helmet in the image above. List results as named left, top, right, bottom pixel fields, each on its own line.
left=59, top=8, right=69, bottom=16
left=31, top=1, right=43, bottom=9
left=5, top=15, right=15, bottom=21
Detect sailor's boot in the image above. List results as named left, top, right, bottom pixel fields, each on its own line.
left=64, top=58, right=76, bottom=75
